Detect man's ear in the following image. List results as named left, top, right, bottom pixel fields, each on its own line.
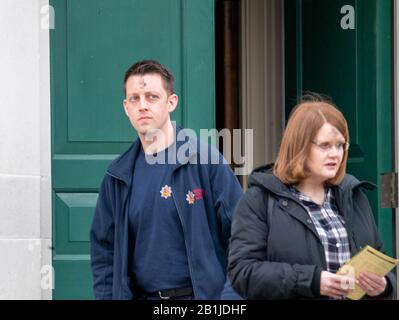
left=123, top=99, right=129, bottom=117
left=167, top=94, right=178, bottom=113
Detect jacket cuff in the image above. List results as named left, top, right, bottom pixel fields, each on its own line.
left=311, top=266, right=322, bottom=297
left=377, top=276, right=393, bottom=298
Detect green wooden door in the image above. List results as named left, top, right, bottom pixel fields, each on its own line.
left=285, top=0, right=394, bottom=255
left=50, top=0, right=216, bottom=299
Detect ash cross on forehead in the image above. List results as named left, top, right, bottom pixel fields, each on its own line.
left=138, top=77, right=147, bottom=89
left=329, top=126, right=339, bottom=137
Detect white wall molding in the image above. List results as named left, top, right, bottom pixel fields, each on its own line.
left=0, top=0, right=52, bottom=300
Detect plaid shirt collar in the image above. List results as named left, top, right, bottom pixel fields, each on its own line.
left=289, top=185, right=333, bottom=207
left=289, top=185, right=351, bottom=273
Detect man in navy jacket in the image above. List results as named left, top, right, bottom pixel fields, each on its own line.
left=90, top=60, right=243, bottom=300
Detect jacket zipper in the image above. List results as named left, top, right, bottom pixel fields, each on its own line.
left=106, top=171, right=132, bottom=299
left=170, top=172, right=198, bottom=298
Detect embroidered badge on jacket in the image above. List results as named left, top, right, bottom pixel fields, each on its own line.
left=186, top=191, right=195, bottom=204
left=160, top=185, right=172, bottom=199
left=193, top=188, right=206, bottom=200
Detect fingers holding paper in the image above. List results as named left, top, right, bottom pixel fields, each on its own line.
left=320, top=271, right=355, bottom=299
left=357, top=272, right=387, bottom=297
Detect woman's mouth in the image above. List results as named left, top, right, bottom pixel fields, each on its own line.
left=325, top=163, right=337, bottom=169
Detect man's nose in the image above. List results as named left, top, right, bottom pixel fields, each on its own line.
left=138, top=96, right=148, bottom=111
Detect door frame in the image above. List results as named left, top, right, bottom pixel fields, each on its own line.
left=393, top=0, right=399, bottom=300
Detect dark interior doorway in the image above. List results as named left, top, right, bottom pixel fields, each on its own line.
left=215, top=0, right=240, bottom=176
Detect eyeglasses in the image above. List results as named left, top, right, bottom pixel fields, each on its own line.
left=312, top=141, right=350, bottom=152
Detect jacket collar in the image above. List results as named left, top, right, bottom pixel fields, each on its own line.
left=106, top=139, right=141, bottom=185
left=106, top=125, right=198, bottom=185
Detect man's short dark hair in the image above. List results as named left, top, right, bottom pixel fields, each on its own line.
left=123, top=60, right=174, bottom=96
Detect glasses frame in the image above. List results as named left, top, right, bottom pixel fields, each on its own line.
left=312, top=141, right=350, bottom=152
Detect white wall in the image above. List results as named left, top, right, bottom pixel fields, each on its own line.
left=0, top=0, right=51, bottom=299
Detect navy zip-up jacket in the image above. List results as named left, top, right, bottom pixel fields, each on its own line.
left=90, top=127, right=243, bottom=299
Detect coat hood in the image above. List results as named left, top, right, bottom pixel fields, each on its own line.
left=248, top=163, right=375, bottom=196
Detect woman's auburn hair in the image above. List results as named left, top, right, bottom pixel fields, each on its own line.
left=273, top=94, right=349, bottom=186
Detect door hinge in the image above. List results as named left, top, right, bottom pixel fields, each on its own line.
left=380, top=172, right=398, bottom=208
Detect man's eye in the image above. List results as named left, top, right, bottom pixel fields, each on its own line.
left=148, top=94, right=159, bottom=100
left=129, top=96, right=139, bottom=103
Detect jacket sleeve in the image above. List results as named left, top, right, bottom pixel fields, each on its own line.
left=354, top=189, right=397, bottom=299
left=209, top=157, right=243, bottom=250
left=90, top=175, right=115, bottom=300
left=228, top=186, right=319, bottom=299
left=208, top=151, right=244, bottom=300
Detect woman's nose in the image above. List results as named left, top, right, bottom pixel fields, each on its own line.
left=327, top=145, right=340, bottom=156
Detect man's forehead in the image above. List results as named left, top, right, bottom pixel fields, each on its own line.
left=126, top=74, right=164, bottom=90
left=138, top=77, right=146, bottom=88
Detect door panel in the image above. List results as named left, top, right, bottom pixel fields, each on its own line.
left=285, top=0, right=394, bottom=254
left=50, top=0, right=215, bottom=299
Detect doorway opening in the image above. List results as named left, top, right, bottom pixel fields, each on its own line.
left=215, top=0, right=285, bottom=187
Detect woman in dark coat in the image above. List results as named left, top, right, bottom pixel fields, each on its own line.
left=228, top=94, right=396, bottom=299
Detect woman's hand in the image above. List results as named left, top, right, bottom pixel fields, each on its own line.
left=320, top=271, right=355, bottom=299
left=357, top=272, right=387, bottom=297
